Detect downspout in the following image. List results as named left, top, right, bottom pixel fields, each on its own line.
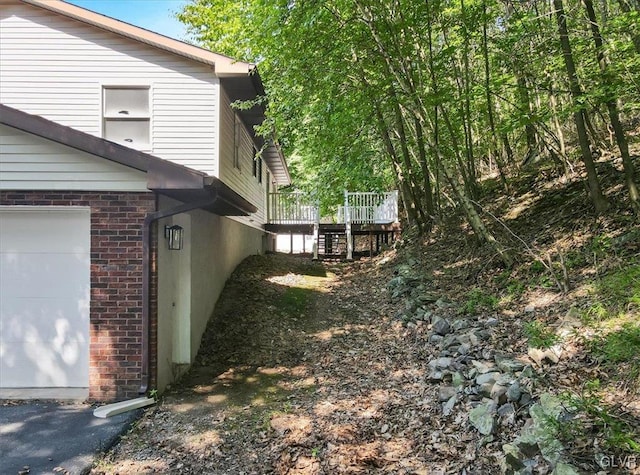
left=139, top=193, right=219, bottom=395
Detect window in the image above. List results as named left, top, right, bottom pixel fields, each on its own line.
left=258, top=156, right=263, bottom=184
left=103, top=86, right=150, bottom=149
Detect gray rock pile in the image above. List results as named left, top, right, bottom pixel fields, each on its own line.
left=387, top=266, right=582, bottom=474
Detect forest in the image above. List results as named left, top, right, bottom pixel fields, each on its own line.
left=178, top=0, right=638, bottom=257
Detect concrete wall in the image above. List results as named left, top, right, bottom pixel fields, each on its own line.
left=156, top=197, right=264, bottom=391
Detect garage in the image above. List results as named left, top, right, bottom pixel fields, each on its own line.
left=0, top=207, right=90, bottom=397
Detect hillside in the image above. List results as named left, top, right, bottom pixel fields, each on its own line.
left=93, top=153, right=639, bottom=474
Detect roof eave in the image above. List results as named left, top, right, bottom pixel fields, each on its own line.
left=19, top=0, right=255, bottom=75
left=0, top=104, right=257, bottom=216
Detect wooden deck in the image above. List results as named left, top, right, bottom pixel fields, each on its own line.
left=266, top=191, right=400, bottom=259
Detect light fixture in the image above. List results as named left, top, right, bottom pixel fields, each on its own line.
left=164, top=225, right=184, bottom=250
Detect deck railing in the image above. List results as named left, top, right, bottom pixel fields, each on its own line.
left=267, top=190, right=398, bottom=225
left=267, top=191, right=319, bottom=224
left=339, top=191, right=399, bottom=224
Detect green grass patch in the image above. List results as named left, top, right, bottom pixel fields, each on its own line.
left=460, top=288, right=499, bottom=315
left=560, top=380, right=640, bottom=454
left=278, top=287, right=313, bottom=315
left=523, top=320, right=560, bottom=349
left=592, top=263, right=640, bottom=314
left=588, top=323, right=640, bottom=364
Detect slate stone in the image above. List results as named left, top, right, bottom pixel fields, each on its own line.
left=427, top=370, right=445, bottom=382
left=485, top=317, right=499, bottom=327
left=471, top=360, right=496, bottom=374
left=496, top=356, right=526, bottom=373
left=491, top=383, right=508, bottom=404
left=469, top=403, right=496, bottom=435
left=442, top=394, right=457, bottom=417
left=438, top=386, right=457, bottom=402
left=507, top=381, right=523, bottom=402
left=431, top=357, right=453, bottom=369
left=452, top=319, right=470, bottom=331
left=432, top=317, right=452, bottom=336
left=476, top=371, right=501, bottom=386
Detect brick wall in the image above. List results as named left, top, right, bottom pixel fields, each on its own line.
left=0, top=191, right=157, bottom=401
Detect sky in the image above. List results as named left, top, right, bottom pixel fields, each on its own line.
left=67, top=0, right=189, bottom=40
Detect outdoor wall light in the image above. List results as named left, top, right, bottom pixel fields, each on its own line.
left=164, top=225, right=184, bottom=250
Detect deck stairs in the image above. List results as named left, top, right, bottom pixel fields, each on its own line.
left=266, top=190, right=399, bottom=259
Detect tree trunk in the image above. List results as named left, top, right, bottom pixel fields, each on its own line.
left=482, top=0, right=510, bottom=192
left=585, top=0, right=640, bottom=213
left=554, top=0, right=609, bottom=213
left=437, top=154, right=513, bottom=267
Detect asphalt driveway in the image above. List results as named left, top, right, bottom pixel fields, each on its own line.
left=0, top=401, right=140, bottom=475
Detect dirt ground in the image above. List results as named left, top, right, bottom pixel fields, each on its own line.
left=91, top=253, right=475, bottom=474
left=91, top=235, right=639, bottom=474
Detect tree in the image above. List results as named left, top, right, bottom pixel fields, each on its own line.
left=553, top=0, right=609, bottom=213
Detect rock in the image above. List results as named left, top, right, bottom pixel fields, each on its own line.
left=495, top=355, right=526, bottom=373
left=469, top=403, right=496, bottom=435
left=429, top=334, right=444, bottom=344
left=471, top=360, right=496, bottom=375
left=498, top=403, right=516, bottom=425
left=485, top=317, right=499, bottom=327
left=432, top=317, right=452, bottom=336
left=491, top=383, right=508, bottom=404
left=442, top=394, right=457, bottom=417
left=475, top=371, right=501, bottom=386
left=438, top=385, right=457, bottom=402
left=552, top=462, right=581, bottom=475
left=507, top=381, right=523, bottom=402
left=427, top=370, right=445, bottom=382
left=525, top=304, right=536, bottom=313
left=430, top=357, right=453, bottom=369
left=452, top=319, right=470, bottom=331
left=452, top=371, right=465, bottom=388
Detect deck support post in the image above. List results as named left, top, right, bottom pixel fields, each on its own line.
left=345, top=190, right=353, bottom=260
left=312, top=223, right=319, bottom=260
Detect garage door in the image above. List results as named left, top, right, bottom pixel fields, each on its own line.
left=0, top=207, right=90, bottom=396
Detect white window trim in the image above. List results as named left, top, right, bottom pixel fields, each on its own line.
left=101, top=84, right=152, bottom=152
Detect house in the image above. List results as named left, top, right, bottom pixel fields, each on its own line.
left=0, top=0, right=290, bottom=401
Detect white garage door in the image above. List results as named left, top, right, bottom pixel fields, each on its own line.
left=0, top=207, right=90, bottom=397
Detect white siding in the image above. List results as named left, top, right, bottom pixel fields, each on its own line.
left=217, top=90, right=269, bottom=226
left=0, top=2, right=219, bottom=175
left=0, top=124, right=148, bottom=191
